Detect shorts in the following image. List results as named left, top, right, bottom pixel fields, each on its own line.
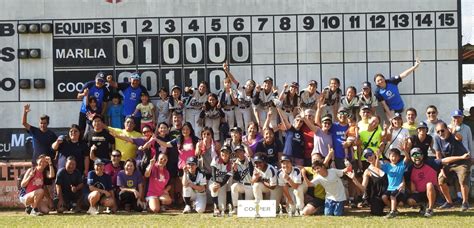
left=383, top=190, right=407, bottom=202
left=307, top=197, right=325, bottom=209
left=409, top=192, right=428, bottom=203
left=439, top=165, right=471, bottom=186
left=324, top=198, right=344, bottom=216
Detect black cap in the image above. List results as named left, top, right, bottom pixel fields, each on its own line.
left=391, top=112, right=402, bottom=120
left=220, top=146, right=231, bottom=153
left=234, top=145, right=245, bottom=152
left=263, top=77, right=273, bottom=82
left=92, top=114, right=104, bottom=122
left=338, top=107, right=348, bottom=114
left=280, top=155, right=291, bottom=162
left=362, top=81, right=371, bottom=89
left=186, top=156, right=198, bottom=165
left=230, top=127, right=242, bottom=133
left=94, top=159, right=105, bottom=166
left=290, top=82, right=299, bottom=88
left=253, top=155, right=266, bottom=163
left=361, top=105, right=371, bottom=110
left=308, top=80, right=317, bottom=85
left=410, top=147, right=423, bottom=156
left=416, top=121, right=428, bottom=129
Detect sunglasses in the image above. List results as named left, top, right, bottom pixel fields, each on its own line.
left=411, top=153, right=422, bottom=158
left=436, top=129, right=445, bottom=134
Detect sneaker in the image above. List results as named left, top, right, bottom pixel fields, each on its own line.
left=384, top=211, right=396, bottom=219
left=87, top=206, right=99, bottom=215
left=29, top=208, right=42, bottom=216
left=229, top=207, right=237, bottom=216
left=419, top=205, right=426, bottom=215
left=294, top=209, right=301, bottom=216
left=183, top=205, right=192, bottom=214
left=213, top=208, right=221, bottom=217
left=461, top=202, right=470, bottom=212
left=424, top=209, right=433, bottom=217
left=438, top=202, right=453, bottom=209
left=104, top=207, right=112, bottom=214
left=25, top=206, right=33, bottom=214
left=349, top=200, right=357, bottom=209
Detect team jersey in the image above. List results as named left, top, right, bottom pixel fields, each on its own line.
left=186, top=89, right=208, bottom=109
left=357, top=93, right=378, bottom=107
left=322, top=87, right=342, bottom=106
left=185, top=170, right=207, bottom=192
left=237, top=87, right=254, bottom=108
left=79, top=81, right=109, bottom=113
left=154, top=98, right=170, bottom=124
left=233, top=158, right=254, bottom=184
left=200, top=107, right=224, bottom=119
left=117, top=83, right=147, bottom=117
left=253, top=90, right=278, bottom=109
left=218, top=88, right=238, bottom=108
left=281, top=92, right=299, bottom=111
left=299, top=89, right=320, bottom=108
left=169, top=97, right=184, bottom=113
left=211, top=157, right=232, bottom=184
left=374, top=76, right=403, bottom=111
left=255, top=164, right=278, bottom=187
left=278, top=167, right=303, bottom=187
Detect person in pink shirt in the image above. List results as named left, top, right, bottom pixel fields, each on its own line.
left=145, top=153, right=172, bottom=213
left=104, top=150, right=124, bottom=193
left=19, top=155, right=55, bottom=216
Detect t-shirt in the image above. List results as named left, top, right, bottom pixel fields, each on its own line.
left=303, top=167, right=325, bottom=200
left=312, top=128, right=333, bottom=157
left=154, top=135, right=179, bottom=177
left=117, top=170, right=143, bottom=190
left=283, top=127, right=305, bottom=159
left=117, top=83, right=147, bottom=117
left=311, top=169, right=346, bottom=202
left=87, top=171, right=113, bottom=191
left=79, top=81, right=109, bottom=114
left=410, top=162, right=440, bottom=192
left=357, top=126, right=383, bottom=161
left=25, top=169, right=44, bottom=194
left=104, top=163, right=123, bottom=188
left=55, top=168, right=82, bottom=197
left=278, top=167, right=302, bottom=187
left=301, top=124, right=315, bottom=159
left=171, top=137, right=196, bottom=169
left=84, top=130, right=115, bottom=160
left=57, top=140, right=88, bottom=174
left=375, top=76, right=403, bottom=111
left=107, top=104, right=124, bottom=129
left=147, top=166, right=170, bottom=197
left=28, top=126, right=57, bottom=164
left=402, top=122, right=417, bottom=136
left=154, top=98, right=170, bottom=124
left=381, top=161, right=406, bottom=191
left=255, top=139, right=283, bottom=167
left=433, top=134, right=469, bottom=166
left=136, top=102, right=155, bottom=123
left=385, top=128, right=410, bottom=158
left=107, top=127, right=142, bottom=161
left=330, top=123, right=349, bottom=159
left=409, top=134, right=433, bottom=159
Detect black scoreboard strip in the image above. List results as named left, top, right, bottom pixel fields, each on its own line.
left=51, top=11, right=458, bottom=100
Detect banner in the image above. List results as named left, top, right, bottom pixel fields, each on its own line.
left=0, top=162, right=32, bottom=207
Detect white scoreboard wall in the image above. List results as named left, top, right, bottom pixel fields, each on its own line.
left=0, top=0, right=461, bottom=128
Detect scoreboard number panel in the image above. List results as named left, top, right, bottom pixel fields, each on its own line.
left=27, top=6, right=454, bottom=102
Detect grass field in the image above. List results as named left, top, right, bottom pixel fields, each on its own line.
left=0, top=208, right=473, bottom=227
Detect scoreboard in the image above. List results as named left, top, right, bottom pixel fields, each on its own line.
left=0, top=0, right=462, bottom=157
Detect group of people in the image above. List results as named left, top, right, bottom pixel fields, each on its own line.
left=18, top=59, right=474, bottom=218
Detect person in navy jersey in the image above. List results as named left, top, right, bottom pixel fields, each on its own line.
left=374, top=58, right=421, bottom=119
left=22, top=104, right=57, bottom=165
left=52, top=124, right=89, bottom=177
left=276, top=108, right=305, bottom=167
left=77, top=72, right=110, bottom=133
left=107, top=72, right=148, bottom=131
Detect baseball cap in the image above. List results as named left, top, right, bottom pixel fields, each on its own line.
left=95, top=72, right=105, bottom=82
left=361, top=105, right=371, bottom=110
left=130, top=72, right=140, bottom=81
left=220, top=146, right=231, bottom=153
left=230, top=127, right=242, bottom=133
left=391, top=112, right=402, bottom=120
left=290, top=82, right=299, bottom=88
left=321, top=115, right=332, bottom=123
left=338, top=107, right=348, bottom=114
left=362, top=148, right=374, bottom=159
left=186, top=156, right=198, bottom=165
left=94, top=159, right=105, bottom=166
left=304, top=109, right=315, bottom=116
left=416, top=121, right=428, bottom=130
left=451, top=109, right=463, bottom=117
left=171, top=85, right=181, bottom=92
left=234, top=145, right=245, bottom=152
left=308, top=80, right=317, bottom=86
left=280, top=155, right=291, bottom=162
left=263, top=77, right=273, bottom=83
left=362, top=81, right=371, bottom=89
left=410, top=147, right=423, bottom=156
left=253, top=155, right=266, bottom=163
left=91, top=114, right=104, bottom=122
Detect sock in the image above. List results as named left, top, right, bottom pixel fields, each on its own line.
left=212, top=197, right=219, bottom=209
left=226, top=191, right=233, bottom=208
left=184, top=197, right=191, bottom=206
